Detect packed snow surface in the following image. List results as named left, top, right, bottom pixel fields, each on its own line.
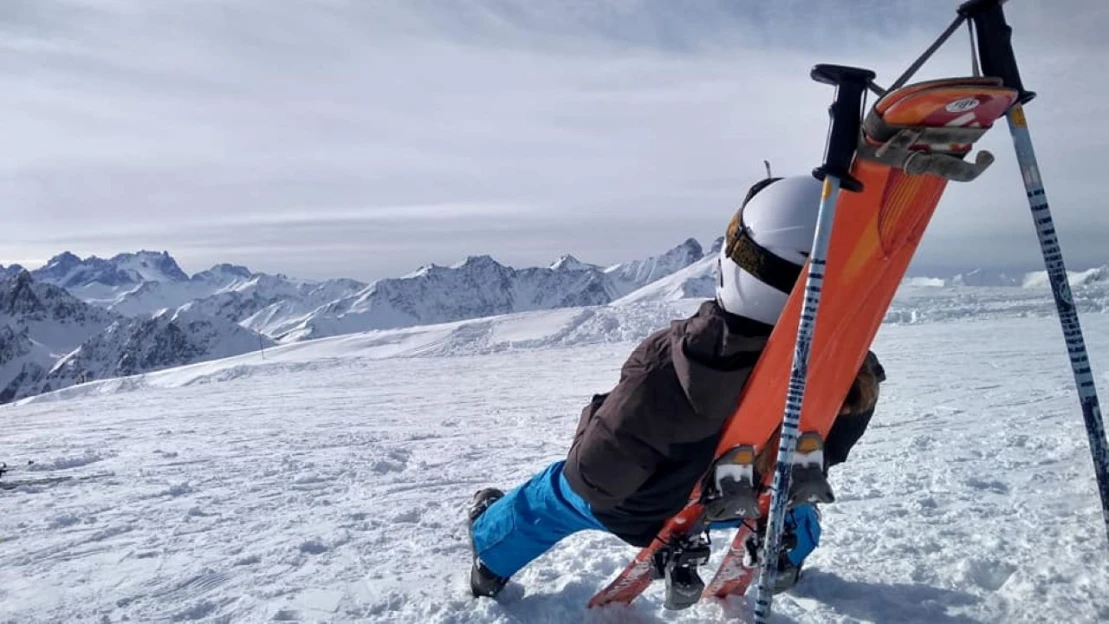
left=2, top=300, right=1109, bottom=623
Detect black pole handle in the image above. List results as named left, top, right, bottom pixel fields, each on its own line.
left=810, top=64, right=875, bottom=193
left=957, top=0, right=1035, bottom=103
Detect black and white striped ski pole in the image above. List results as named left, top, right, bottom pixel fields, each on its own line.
left=961, top=0, right=1109, bottom=544
left=751, top=63, right=874, bottom=624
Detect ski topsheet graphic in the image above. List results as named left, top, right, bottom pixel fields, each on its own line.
left=586, top=57, right=1021, bottom=621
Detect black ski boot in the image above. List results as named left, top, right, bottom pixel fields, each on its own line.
left=772, top=555, right=803, bottom=594
left=743, top=511, right=805, bottom=595
left=650, top=534, right=712, bottom=610
left=771, top=524, right=803, bottom=594
left=467, top=488, right=509, bottom=598
left=788, top=433, right=835, bottom=505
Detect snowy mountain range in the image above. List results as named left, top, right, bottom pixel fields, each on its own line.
left=34, top=250, right=188, bottom=290
left=0, top=270, right=273, bottom=404
left=4, top=239, right=1109, bottom=405
left=1, top=272, right=118, bottom=403
left=42, top=307, right=273, bottom=398
left=0, top=240, right=716, bottom=403
left=0, top=270, right=120, bottom=353
left=0, top=263, right=26, bottom=281
left=272, top=237, right=712, bottom=341
left=904, top=265, right=1109, bottom=289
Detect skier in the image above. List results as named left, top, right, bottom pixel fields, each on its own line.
left=466, top=173, right=886, bottom=599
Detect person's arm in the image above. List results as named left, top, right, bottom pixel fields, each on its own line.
left=825, top=351, right=885, bottom=469
left=568, top=370, right=671, bottom=511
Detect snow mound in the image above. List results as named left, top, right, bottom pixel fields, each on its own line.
left=1022, top=265, right=1109, bottom=289
left=902, top=277, right=946, bottom=287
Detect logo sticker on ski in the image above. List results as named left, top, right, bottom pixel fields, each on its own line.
left=945, top=97, right=980, bottom=113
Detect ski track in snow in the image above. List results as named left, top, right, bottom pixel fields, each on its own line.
left=3, top=314, right=1109, bottom=623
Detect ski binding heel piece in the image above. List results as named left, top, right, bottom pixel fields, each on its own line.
left=652, top=534, right=712, bottom=610
left=789, top=433, right=835, bottom=505
left=703, top=445, right=761, bottom=520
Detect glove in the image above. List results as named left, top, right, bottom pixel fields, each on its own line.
left=840, top=351, right=884, bottom=415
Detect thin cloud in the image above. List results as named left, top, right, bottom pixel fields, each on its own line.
left=1, top=0, right=1106, bottom=279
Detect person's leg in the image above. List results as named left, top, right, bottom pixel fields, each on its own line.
left=704, top=504, right=822, bottom=593
left=706, top=503, right=820, bottom=557
left=772, top=503, right=822, bottom=593
left=469, top=459, right=605, bottom=594
left=783, top=503, right=821, bottom=567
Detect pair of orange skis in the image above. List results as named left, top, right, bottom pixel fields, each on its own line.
left=587, top=76, right=1021, bottom=609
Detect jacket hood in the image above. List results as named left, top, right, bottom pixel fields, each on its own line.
left=670, top=300, right=770, bottom=421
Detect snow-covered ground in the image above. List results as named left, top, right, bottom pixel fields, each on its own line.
left=3, top=297, right=1109, bottom=622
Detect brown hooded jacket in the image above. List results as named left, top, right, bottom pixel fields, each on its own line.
left=563, top=299, right=883, bottom=547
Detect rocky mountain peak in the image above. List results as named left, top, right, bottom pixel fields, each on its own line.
left=1, top=270, right=45, bottom=316
left=549, top=254, right=594, bottom=272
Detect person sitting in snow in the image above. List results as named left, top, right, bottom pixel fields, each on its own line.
left=466, top=173, right=886, bottom=600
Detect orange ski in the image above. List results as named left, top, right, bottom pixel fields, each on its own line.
left=713, top=79, right=1018, bottom=472
left=701, top=76, right=1019, bottom=600
left=588, top=76, right=1019, bottom=610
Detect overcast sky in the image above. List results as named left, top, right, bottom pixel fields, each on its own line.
left=2, top=0, right=1106, bottom=281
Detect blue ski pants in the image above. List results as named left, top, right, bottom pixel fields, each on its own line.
left=470, top=460, right=607, bottom=577
left=470, top=459, right=820, bottom=578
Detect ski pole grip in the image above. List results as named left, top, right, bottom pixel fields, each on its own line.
left=810, top=63, right=875, bottom=193
left=957, top=0, right=1035, bottom=103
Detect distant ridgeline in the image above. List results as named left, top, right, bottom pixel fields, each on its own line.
left=0, top=239, right=714, bottom=403
left=3, top=245, right=1107, bottom=405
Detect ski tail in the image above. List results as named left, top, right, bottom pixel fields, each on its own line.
left=587, top=502, right=705, bottom=607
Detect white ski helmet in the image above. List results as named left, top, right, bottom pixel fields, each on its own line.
left=716, top=174, right=823, bottom=325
